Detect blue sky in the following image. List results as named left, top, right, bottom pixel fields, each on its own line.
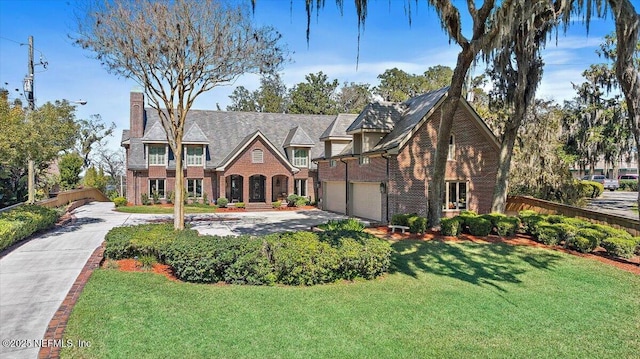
left=0, top=0, right=629, bottom=152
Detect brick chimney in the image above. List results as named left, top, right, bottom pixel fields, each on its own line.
left=130, top=90, right=145, bottom=138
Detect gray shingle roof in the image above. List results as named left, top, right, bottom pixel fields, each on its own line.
left=346, top=102, right=403, bottom=133
left=320, top=114, right=357, bottom=139
left=140, top=122, right=168, bottom=142
left=183, top=123, right=208, bottom=143
left=370, top=86, right=449, bottom=152
left=121, top=129, right=130, bottom=144
left=126, top=110, right=336, bottom=170
left=283, top=126, right=314, bottom=147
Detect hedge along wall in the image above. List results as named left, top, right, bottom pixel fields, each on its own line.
left=506, top=196, right=640, bottom=236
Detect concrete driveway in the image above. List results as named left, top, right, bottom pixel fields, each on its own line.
left=0, top=202, right=347, bottom=358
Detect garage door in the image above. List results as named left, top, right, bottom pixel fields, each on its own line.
left=323, top=181, right=346, bottom=214
left=351, top=182, right=382, bottom=221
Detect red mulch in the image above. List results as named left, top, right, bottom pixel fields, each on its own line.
left=106, top=258, right=179, bottom=281
left=365, top=227, right=640, bottom=275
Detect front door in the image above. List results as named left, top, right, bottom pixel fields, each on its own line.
left=249, top=175, right=265, bottom=202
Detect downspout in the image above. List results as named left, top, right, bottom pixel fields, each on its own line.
left=340, top=157, right=349, bottom=216
left=381, top=152, right=390, bottom=224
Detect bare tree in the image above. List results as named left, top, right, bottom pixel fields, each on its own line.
left=74, top=0, right=286, bottom=229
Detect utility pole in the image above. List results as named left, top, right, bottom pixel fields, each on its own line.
left=25, top=35, right=36, bottom=203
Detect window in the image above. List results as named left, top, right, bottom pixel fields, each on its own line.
left=187, top=179, right=203, bottom=198
left=359, top=156, right=370, bottom=165
left=186, top=146, right=203, bottom=166
left=330, top=159, right=337, bottom=167
left=148, top=179, right=166, bottom=198
left=148, top=145, right=166, bottom=166
left=294, top=179, right=307, bottom=197
left=447, top=135, right=456, bottom=160
left=443, top=181, right=467, bottom=211
left=252, top=149, right=264, bottom=163
left=293, top=149, right=308, bottom=167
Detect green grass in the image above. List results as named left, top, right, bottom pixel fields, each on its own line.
left=115, top=205, right=218, bottom=214
left=61, top=240, right=640, bottom=358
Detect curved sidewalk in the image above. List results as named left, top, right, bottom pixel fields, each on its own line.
left=0, top=202, right=131, bottom=359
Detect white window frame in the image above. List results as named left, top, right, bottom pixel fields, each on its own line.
left=443, top=181, right=468, bottom=211
left=359, top=156, right=370, bottom=165
left=187, top=178, right=203, bottom=198
left=447, top=135, right=456, bottom=161
left=252, top=149, right=264, bottom=164
left=148, top=179, right=166, bottom=198
left=148, top=145, right=167, bottom=166
left=293, top=148, right=308, bottom=167
left=294, top=179, right=307, bottom=197
left=185, top=145, right=204, bottom=166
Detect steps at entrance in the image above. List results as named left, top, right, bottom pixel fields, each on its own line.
left=245, top=202, right=273, bottom=211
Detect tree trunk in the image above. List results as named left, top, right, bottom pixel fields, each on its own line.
left=491, top=126, right=518, bottom=213
left=174, top=141, right=185, bottom=230
left=427, top=49, right=474, bottom=227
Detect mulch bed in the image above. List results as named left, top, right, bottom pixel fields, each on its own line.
left=105, top=258, right=179, bottom=281
left=365, top=227, right=640, bottom=275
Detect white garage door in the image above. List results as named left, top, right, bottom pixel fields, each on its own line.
left=323, top=181, right=346, bottom=214
left=351, top=182, right=382, bottom=221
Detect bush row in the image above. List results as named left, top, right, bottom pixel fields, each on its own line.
left=519, top=210, right=640, bottom=257
left=0, top=205, right=59, bottom=252
left=440, top=211, right=520, bottom=237
left=104, top=223, right=391, bottom=286
left=316, top=218, right=365, bottom=232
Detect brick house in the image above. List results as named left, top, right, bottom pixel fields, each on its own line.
left=121, top=91, right=340, bottom=208
left=315, top=87, right=499, bottom=223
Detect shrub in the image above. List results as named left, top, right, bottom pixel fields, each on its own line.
left=272, top=201, right=282, bottom=209
left=546, top=215, right=564, bottom=224
left=391, top=213, right=413, bottom=227
left=112, top=197, right=128, bottom=207
left=561, top=217, right=591, bottom=228
left=287, top=194, right=308, bottom=207
left=166, top=191, right=174, bottom=204
left=202, top=192, right=209, bottom=205
left=152, top=191, right=161, bottom=205
left=495, top=217, right=520, bottom=237
left=552, top=223, right=579, bottom=244
left=317, top=230, right=392, bottom=280
left=0, top=205, right=59, bottom=252
left=104, top=224, right=197, bottom=260
left=467, top=217, right=492, bottom=236
left=141, top=193, right=151, bottom=205
left=602, top=237, right=638, bottom=259
left=216, top=197, right=228, bottom=208
left=568, top=228, right=603, bottom=253
left=534, top=222, right=562, bottom=245
left=235, top=202, right=246, bottom=209
left=457, top=211, right=478, bottom=233
left=481, top=213, right=506, bottom=228
left=440, top=217, right=462, bottom=236
left=618, top=179, right=638, bottom=192
left=317, top=218, right=365, bottom=232
left=581, top=180, right=604, bottom=198
left=138, top=254, right=157, bottom=270
left=518, top=210, right=545, bottom=235
left=589, top=224, right=632, bottom=240
left=407, top=215, right=427, bottom=234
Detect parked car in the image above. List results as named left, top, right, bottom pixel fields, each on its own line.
left=618, top=174, right=638, bottom=180
left=581, top=175, right=619, bottom=191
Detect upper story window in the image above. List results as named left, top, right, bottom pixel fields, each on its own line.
left=293, top=148, right=308, bottom=167
left=448, top=135, right=456, bottom=160
left=186, top=146, right=204, bottom=166
left=330, top=159, right=337, bottom=167
left=148, top=145, right=166, bottom=166
left=359, top=156, right=370, bottom=165
left=252, top=149, right=264, bottom=163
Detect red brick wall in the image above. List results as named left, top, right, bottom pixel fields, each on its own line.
left=318, top=102, right=499, bottom=222
left=130, top=92, right=144, bottom=138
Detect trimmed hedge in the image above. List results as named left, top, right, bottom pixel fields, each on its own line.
left=601, top=237, right=638, bottom=259
left=618, top=180, right=638, bottom=192
left=440, top=217, right=462, bottom=236
left=467, top=217, right=492, bottom=236
left=581, top=180, right=604, bottom=198
left=112, top=197, right=127, bottom=207
left=0, top=205, right=59, bottom=252
left=568, top=228, right=604, bottom=253
left=391, top=213, right=427, bottom=234
left=103, top=223, right=391, bottom=286
left=316, top=218, right=365, bottom=232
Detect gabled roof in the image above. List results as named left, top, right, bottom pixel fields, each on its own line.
left=346, top=102, right=403, bottom=134
left=215, top=130, right=298, bottom=172
left=183, top=123, right=208, bottom=143
left=369, top=87, right=449, bottom=152
left=121, top=129, right=130, bottom=145
left=125, top=109, right=336, bottom=170
left=140, top=122, right=168, bottom=143
left=283, top=126, right=314, bottom=147
left=320, top=114, right=357, bottom=140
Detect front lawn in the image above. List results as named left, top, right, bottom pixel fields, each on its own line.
left=115, top=205, right=218, bottom=214
left=61, top=240, right=640, bottom=358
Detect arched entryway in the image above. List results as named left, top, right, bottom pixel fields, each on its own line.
left=272, top=175, right=289, bottom=201
left=225, top=175, right=243, bottom=202
left=249, top=175, right=266, bottom=202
